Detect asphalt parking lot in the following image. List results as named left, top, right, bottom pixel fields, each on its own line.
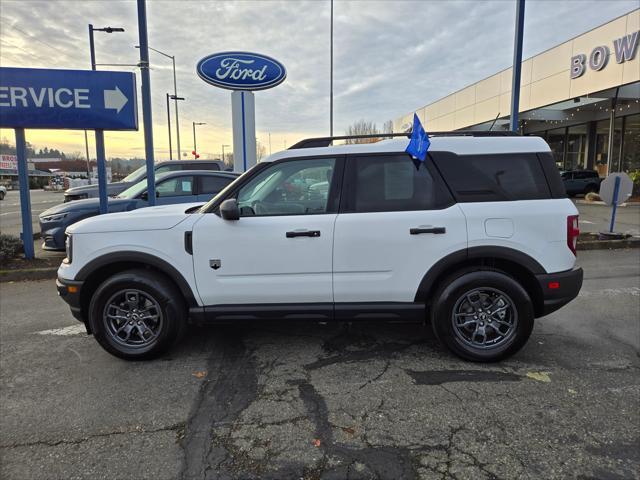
left=0, top=249, right=638, bottom=480
left=0, top=189, right=64, bottom=237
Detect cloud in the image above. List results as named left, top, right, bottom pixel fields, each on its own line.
left=0, top=0, right=637, bottom=158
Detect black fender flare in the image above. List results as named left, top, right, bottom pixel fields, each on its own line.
left=75, top=251, right=199, bottom=307
left=414, top=246, right=546, bottom=302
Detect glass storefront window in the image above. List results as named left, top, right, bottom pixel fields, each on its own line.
left=621, top=114, right=640, bottom=174
left=594, top=118, right=622, bottom=176
left=546, top=128, right=565, bottom=169
left=566, top=124, right=587, bottom=171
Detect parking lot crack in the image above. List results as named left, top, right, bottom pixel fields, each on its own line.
left=0, top=422, right=185, bottom=450
left=178, top=327, right=258, bottom=480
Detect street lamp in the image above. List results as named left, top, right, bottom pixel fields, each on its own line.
left=137, top=45, right=182, bottom=159
left=192, top=122, right=206, bottom=159
left=221, top=144, right=230, bottom=165
left=165, top=94, right=185, bottom=160
left=88, top=24, right=125, bottom=214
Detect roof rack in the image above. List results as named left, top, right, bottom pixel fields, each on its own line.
left=288, top=130, right=520, bottom=149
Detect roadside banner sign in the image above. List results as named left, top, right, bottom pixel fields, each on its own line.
left=0, top=67, right=138, bottom=130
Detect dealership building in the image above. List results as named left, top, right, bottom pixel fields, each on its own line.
left=395, top=9, right=639, bottom=176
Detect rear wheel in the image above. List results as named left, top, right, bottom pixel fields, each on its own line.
left=88, top=269, right=186, bottom=360
left=0, top=190, right=5, bottom=200
left=431, top=270, right=534, bottom=362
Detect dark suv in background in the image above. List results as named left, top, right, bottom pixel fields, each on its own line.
left=561, top=170, right=602, bottom=196
left=64, top=160, right=228, bottom=202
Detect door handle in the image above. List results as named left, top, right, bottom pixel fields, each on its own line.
left=286, top=230, right=321, bottom=238
left=410, top=227, right=446, bottom=235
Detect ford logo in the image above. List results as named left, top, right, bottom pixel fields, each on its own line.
left=196, top=52, right=286, bottom=91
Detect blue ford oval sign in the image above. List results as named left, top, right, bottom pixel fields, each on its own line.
left=196, top=52, right=286, bottom=91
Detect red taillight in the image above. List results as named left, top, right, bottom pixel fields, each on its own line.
left=567, top=215, right=579, bottom=256
left=548, top=281, right=560, bottom=289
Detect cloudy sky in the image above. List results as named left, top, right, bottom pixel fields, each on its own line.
left=0, top=0, right=637, bottom=160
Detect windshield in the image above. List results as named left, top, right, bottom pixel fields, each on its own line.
left=117, top=178, right=149, bottom=199
left=121, top=165, right=147, bottom=183
left=198, top=164, right=261, bottom=213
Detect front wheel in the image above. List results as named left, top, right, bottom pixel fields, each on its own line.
left=431, top=270, right=534, bottom=362
left=88, top=269, right=186, bottom=360
left=0, top=190, right=5, bottom=200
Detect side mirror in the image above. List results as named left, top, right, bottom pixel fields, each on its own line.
left=220, top=198, right=240, bottom=220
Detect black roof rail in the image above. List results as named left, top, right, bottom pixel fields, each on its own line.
left=288, top=130, right=520, bottom=149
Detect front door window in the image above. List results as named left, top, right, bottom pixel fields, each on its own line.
left=236, top=158, right=335, bottom=216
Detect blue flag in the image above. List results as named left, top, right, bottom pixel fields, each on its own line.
left=405, top=113, right=430, bottom=163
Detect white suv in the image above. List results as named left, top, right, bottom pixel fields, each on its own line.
left=57, top=133, right=583, bottom=362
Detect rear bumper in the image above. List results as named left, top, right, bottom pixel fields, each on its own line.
left=56, top=277, right=85, bottom=322
left=535, top=267, right=583, bottom=317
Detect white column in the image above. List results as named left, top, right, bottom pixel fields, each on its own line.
left=231, top=91, right=257, bottom=172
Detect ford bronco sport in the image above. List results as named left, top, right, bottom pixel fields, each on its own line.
left=56, top=132, right=583, bottom=362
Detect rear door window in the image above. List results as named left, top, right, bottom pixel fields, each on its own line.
left=433, top=152, right=551, bottom=202
left=200, top=176, right=234, bottom=195
left=342, top=154, right=453, bottom=213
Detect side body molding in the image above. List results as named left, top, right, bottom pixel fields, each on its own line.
left=75, top=251, right=199, bottom=307
left=414, top=246, right=546, bottom=302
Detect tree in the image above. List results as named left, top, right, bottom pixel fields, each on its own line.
left=345, top=119, right=380, bottom=144
left=256, top=142, right=267, bottom=161
left=383, top=120, right=393, bottom=135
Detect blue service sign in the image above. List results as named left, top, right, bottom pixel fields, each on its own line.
left=0, top=67, right=138, bottom=131
left=196, top=52, right=286, bottom=91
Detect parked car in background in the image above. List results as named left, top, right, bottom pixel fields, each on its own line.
left=63, top=160, right=228, bottom=202
left=0, top=185, right=6, bottom=200
left=561, top=170, right=602, bottom=196
left=41, top=170, right=238, bottom=250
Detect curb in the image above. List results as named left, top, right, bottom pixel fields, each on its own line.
left=2, top=238, right=638, bottom=283
left=577, top=237, right=640, bottom=251
left=0, top=267, right=58, bottom=283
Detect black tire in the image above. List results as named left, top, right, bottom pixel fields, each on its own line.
left=88, top=269, right=186, bottom=360
left=430, top=270, right=534, bottom=362
left=0, top=191, right=5, bottom=200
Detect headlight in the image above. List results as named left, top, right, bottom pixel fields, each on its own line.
left=41, top=212, right=67, bottom=222
left=65, top=235, right=73, bottom=263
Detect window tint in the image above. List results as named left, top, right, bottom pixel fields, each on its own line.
left=156, top=176, right=194, bottom=197
left=236, top=158, right=335, bottom=216
left=185, top=162, right=220, bottom=171
left=200, top=176, right=233, bottom=194
left=433, top=153, right=551, bottom=202
left=345, top=155, right=453, bottom=213
left=155, top=164, right=180, bottom=174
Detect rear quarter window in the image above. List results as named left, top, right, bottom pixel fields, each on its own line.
left=432, top=152, right=552, bottom=202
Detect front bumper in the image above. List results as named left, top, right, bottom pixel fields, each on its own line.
left=40, top=221, right=66, bottom=250
left=535, top=267, right=583, bottom=317
left=57, top=277, right=85, bottom=322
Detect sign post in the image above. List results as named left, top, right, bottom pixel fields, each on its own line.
left=196, top=52, right=286, bottom=172
left=14, top=128, right=34, bottom=259
left=0, top=66, right=138, bottom=258
left=599, top=172, right=633, bottom=235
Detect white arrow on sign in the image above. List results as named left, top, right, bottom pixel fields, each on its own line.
left=104, top=86, right=128, bottom=113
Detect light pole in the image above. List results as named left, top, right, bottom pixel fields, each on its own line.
left=84, top=130, right=91, bottom=184
left=330, top=0, right=334, bottom=138
left=221, top=144, right=230, bottom=165
left=510, top=0, right=525, bottom=132
left=88, top=24, right=124, bottom=214
left=138, top=45, right=181, bottom=159
left=193, top=122, right=205, bottom=158
left=165, top=93, right=173, bottom=160
left=165, top=94, right=185, bottom=160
